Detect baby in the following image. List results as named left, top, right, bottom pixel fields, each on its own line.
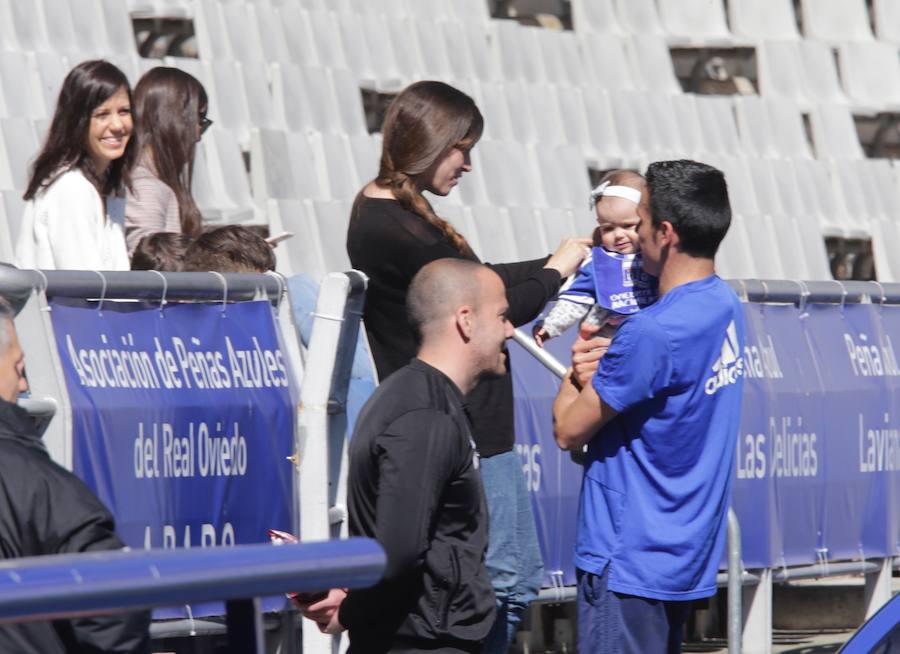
left=534, top=170, right=657, bottom=346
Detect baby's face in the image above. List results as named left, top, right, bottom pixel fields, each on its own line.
left=595, top=196, right=640, bottom=254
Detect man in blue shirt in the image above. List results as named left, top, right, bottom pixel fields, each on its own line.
left=553, top=160, right=745, bottom=654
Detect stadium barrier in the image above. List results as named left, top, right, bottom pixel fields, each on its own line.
left=0, top=537, right=385, bottom=654
left=509, top=279, right=900, bottom=654
left=5, top=268, right=900, bottom=654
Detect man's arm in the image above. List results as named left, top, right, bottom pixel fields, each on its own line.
left=553, top=369, right=618, bottom=450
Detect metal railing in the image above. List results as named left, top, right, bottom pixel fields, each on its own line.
left=0, top=538, right=385, bottom=654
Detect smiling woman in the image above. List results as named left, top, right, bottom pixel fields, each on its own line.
left=15, top=60, right=136, bottom=271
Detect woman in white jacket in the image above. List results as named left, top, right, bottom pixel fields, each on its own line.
left=15, top=60, right=136, bottom=270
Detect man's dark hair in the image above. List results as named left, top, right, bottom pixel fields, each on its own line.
left=644, top=160, right=731, bottom=259
left=182, top=226, right=276, bottom=273
left=131, top=232, right=193, bottom=272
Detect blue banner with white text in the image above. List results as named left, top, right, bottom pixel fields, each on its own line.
left=511, top=301, right=900, bottom=585
left=50, top=299, right=296, bottom=615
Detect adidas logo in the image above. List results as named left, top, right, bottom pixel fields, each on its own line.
left=704, top=320, right=745, bottom=396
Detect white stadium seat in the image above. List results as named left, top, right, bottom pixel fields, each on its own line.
left=0, top=118, right=39, bottom=191
left=728, top=0, right=800, bottom=41
left=808, top=104, right=866, bottom=159
left=756, top=40, right=814, bottom=107
left=570, top=0, right=625, bottom=35
left=799, top=0, right=873, bottom=43
left=656, top=0, right=741, bottom=47
left=613, top=0, right=665, bottom=38
left=872, top=0, right=900, bottom=44
left=837, top=41, right=900, bottom=112
left=626, top=36, right=682, bottom=95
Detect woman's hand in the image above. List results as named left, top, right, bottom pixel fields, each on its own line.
left=544, top=238, right=593, bottom=279
left=571, top=324, right=611, bottom=389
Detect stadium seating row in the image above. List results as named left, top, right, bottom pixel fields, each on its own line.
left=572, top=0, right=900, bottom=47
left=5, top=0, right=900, bottom=287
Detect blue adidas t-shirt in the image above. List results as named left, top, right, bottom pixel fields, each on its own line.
left=577, top=274, right=745, bottom=601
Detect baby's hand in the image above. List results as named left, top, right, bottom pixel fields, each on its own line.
left=533, top=325, right=549, bottom=348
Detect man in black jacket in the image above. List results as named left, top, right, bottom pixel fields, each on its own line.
left=300, top=259, right=513, bottom=652
left=0, top=297, right=150, bottom=653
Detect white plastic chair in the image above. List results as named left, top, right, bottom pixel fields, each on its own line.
left=0, top=52, right=44, bottom=119
left=570, top=0, right=624, bottom=35
left=756, top=40, right=812, bottom=107
left=579, top=87, right=628, bottom=169
left=837, top=41, right=900, bottom=112
left=193, top=0, right=231, bottom=61
left=613, top=0, right=665, bottom=37
left=626, top=36, right=682, bottom=95
left=808, top=104, right=865, bottom=159
left=0, top=117, right=39, bottom=191
left=219, top=2, right=266, bottom=62
left=264, top=198, right=326, bottom=279
left=494, top=21, right=548, bottom=84
left=799, top=0, right=873, bottom=43
left=728, top=0, right=800, bottom=41
left=800, top=40, right=851, bottom=107
left=656, top=0, right=741, bottom=47
left=733, top=96, right=779, bottom=158
left=469, top=205, right=520, bottom=264
left=765, top=98, right=813, bottom=159
left=579, top=33, right=641, bottom=92
left=310, top=199, right=353, bottom=273
left=872, top=0, right=900, bottom=44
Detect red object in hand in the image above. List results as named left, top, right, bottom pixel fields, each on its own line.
left=268, top=529, right=328, bottom=603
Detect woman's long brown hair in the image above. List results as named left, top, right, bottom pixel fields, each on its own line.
left=132, top=67, right=207, bottom=238
left=370, top=81, right=483, bottom=255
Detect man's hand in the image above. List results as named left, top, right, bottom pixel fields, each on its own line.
left=294, top=588, right=347, bottom=634
left=571, top=325, right=611, bottom=389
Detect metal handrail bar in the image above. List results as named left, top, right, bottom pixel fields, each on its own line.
left=0, top=538, right=384, bottom=623
left=725, top=279, right=900, bottom=304
left=0, top=267, right=285, bottom=306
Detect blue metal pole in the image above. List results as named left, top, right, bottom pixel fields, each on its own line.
left=0, top=538, right=384, bottom=623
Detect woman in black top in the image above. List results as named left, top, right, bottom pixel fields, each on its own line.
left=346, top=81, right=588, bottom=653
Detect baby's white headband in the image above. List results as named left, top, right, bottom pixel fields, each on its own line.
left=589, top=180, right=642, bottom=211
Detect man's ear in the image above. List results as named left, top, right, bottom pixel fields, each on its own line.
left=455, top=305, right=474, bottom=342
left=658, top=220, right=679, bottom=248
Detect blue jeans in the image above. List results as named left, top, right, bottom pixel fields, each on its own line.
left=577, top=568, right=692, bottom=654
left=480, top=450, right=544, bottom=654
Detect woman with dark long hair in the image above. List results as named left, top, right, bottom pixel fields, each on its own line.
left=124, top=67, right=208, bottom=254
left=307, top=81, right=589, bottom=652
left=15, top=60, right=135, bottom=270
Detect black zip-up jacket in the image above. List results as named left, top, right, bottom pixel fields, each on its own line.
left=0, top=399, right=150, bottom=653
left=339, top=360, right=495, bottom=652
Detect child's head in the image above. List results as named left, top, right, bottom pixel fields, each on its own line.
left=590, top=170, right=646, bottom=255
left=182, top=225, right=276, bottom=273
left=131, top=232, right=193, bottom=271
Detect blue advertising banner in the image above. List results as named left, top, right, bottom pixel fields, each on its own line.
left=803, top=303, right=900, bottom=562
left=514, top=299, right=900, bottom=580
left=734, top=303, right=828, bottom=568
left=510, top=323, right=582, bottom=586
left=50, top=299, right=296, bottom=615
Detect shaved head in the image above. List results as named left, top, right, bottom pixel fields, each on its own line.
left=408, top=259, right=489, bottom=341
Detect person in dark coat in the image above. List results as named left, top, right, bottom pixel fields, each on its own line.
left=299, top=259, right=516, bottom=653
left=0, top=296, right=150, bottom=654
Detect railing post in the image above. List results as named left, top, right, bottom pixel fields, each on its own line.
left=742, top=568, right=772, bottom=654
left=727, top=508, right=742, bottom=654
left=863, top=558, right=893, bottom=619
